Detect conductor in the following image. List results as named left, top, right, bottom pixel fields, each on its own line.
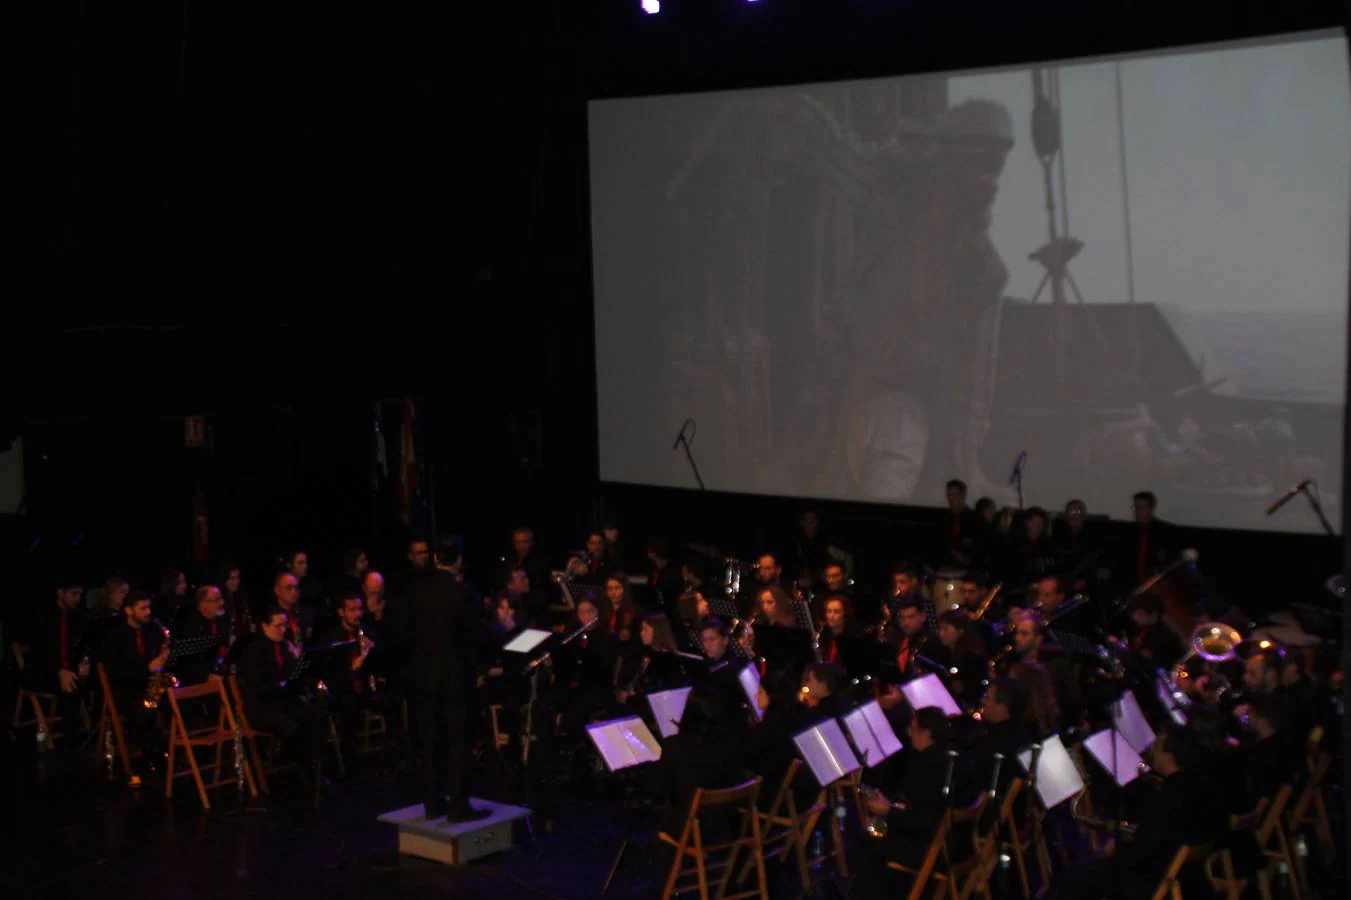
left=404, top=535, right=490, bottom=822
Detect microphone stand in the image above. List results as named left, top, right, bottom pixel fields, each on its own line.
left=942, top=748, right=959, bottom=871
left=1299, top=484, right=1337, bottom=537
left=673, top=421, right=706, bottom=490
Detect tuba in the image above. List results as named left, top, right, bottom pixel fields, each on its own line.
left=1170, top=622, right=1242, bottom=699
left=143, top=624, right=177, bottom=709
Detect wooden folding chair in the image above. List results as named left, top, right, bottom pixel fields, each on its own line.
left=165, top=680, right=258, bottom=810
left=994, top=778, right=1040, bottom=899
left=1150, top=842, right=1214, bottom=900
left=737, top=759, right=829, bottom=893
left=227, top=675, right=338, bottom=803
left=95, top=663, right=135, bottom=779
left=1206, top=785, right=1297, bottom=900
left=10, top=643, right=68, bottom=744
left=946, top=795, right=995, bottom=900
left=886, top=809, right=956, bottom=900
left=1287, top=748, right=1335, bottom=887
left=658, top=777, right=768, bottom=900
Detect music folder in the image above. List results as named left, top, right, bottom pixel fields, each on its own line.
left=1016, top=734, right=1084, bottom=810
left=737, top=663, right=765, bottom=721
left=502, top=628, right=552, bottom=655
left=586, top=716, right=663, bottom=771
left=841, top=700, right=903, bottom=767
left=901, top=673, right=962, bottom=718
left=1111, top=691, right=1156, bottom=755
left=1153, top=669, right=1190, bottom=726
left=647, top=687, right=693, bottom=739
left=793, top=719, right=862, bottom=788
left=1083, top=729, right=1145, bottom=787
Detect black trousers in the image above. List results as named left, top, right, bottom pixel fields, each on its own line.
left=413, top=688, right=473, bottom=806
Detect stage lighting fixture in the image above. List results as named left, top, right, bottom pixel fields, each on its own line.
left=641, top=0, right=660, bottom=13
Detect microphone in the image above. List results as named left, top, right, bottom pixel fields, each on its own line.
left=671, top=419, right=692, bottom=451
left=942, top=748, right=959, bottom=798
left=988, top=752, right=1005, bottom=799
left=1007, top=451, right=1027, bottom=486
left=1128, top=548, right=1199, bottom=599
left=1265, top=478, right=1313, bottom=516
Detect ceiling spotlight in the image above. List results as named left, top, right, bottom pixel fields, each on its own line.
left=641, top=0, right=660, bottom=13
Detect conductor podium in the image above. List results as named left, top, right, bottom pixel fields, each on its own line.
left=378, top=799, right=533, bottom=865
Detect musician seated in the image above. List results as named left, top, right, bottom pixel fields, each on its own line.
left=273, top=572, right=316, bottom=647
left=613, top=613, right=681, bottom=707
left=1055, top=724, right=1225, bottom=899
left=1005, top=612, right=1068, bottom=737
left=1122, top=593, right=1183, bottom=669
left=885, top=596, right=931, bottom=672
left=797, top=662, right=853, bottom=727
left=963, top=677, right=1031, bottom=814
left=22, top=579, right=88, bottom=700
left=934, top=609, right=987, bottom=709
left=545, top=598, right=619, bottom=740
left=100, top=589, right=169, bottom=777
left=745, top=670, right=811, bottom=812
left=816, top=594, right=864, bottom=666
left=856, top=707, right=957, bottom=893
left=602, top=574, right=642, bottom=644
left=652, top=684, right=748, bottom=870
left=174, top=585, right=232, bottom=686
left=1243, top=694, right=1304, bottom=801
left=958, top=573, right=1001, bottom=655
left=317, top=595, right=382, bottom=771
left=755, top=586, right=798, bottom=629
left=238, top=607, right=327, bottom=768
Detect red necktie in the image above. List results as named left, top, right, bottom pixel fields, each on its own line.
left=825, top=640, right=838, bottom=664
left=274, top=642, right=283, bottom=670
left=210, top=620, right=217, bottom=636
left=896, top=639, right=913, bottom=674
left=59, top=610, right=69, bottom=669
left=136, top=628, right=146, bottom=659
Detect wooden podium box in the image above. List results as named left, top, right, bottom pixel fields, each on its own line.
left=378, top=799, right=533, bottom=865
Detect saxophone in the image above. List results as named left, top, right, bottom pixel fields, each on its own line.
left=143, top=624, right=177, bottom=709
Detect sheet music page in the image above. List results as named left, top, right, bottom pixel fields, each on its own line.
left=648, top=687, right=692, bottom=739
left=503, top=628, right=552, bottom=654
left=587, top=721, right=640, bottom=771
left=1111, top=692, right=1156, bottom=755
left=860, top=700, right=904, bottom=758
left=1015, top=734, right=1083, bottom=809
left=1083, top=729, right=1144, bottom=786
left=901, top=673, right=962, bottom=717
left=737, top=663, right=764, bottom=720
left=819, top=718, right=862, bottom=779
left=793, top=727, right=842, bottom=787
left=842, top=708, right=884, bottom=768
left=621, top=718, right=662, bottom=764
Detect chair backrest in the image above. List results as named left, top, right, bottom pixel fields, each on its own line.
left=97, top=662, right=114, bottom=697
left=226, top=674, right=254, bottom=731
left=999, top=778, right=1024, bottom=824
left=691, top=778, right=762, bottom=813
left=11, top=642, right=26, bottom=670
left=1256, top=784, right=1293, bottom=844
left=172, top=680, right=226, bottom=702
left=1149, top=843, right=1213, bottom=900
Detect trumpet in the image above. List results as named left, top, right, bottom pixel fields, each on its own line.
left=855, top=784, right=890, bottom=838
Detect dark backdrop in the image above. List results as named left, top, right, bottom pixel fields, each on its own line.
left=6, top=0, right=1347, bottom=615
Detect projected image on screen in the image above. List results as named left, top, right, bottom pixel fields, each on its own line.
left=589, top=33, right=1350, bottom=533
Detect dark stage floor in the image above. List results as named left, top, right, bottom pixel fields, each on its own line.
left=4, top=737, right=1345, bottom=900
left=1, top=740, right=695, bottom=900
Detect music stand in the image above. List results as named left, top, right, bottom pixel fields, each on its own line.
left=647, top=687, right=692, bottom=739
left=589, top=716, right=662, bottom=895
left=293, top=638, right=356, bottom=681
left=900, top=674, right=963, bottom=718
left=167, top=633, right=226, bottom=667
left=1083, top=729, right=1145, bottom=787
left=841, top=700, right=903, bottom=768
left=1015, top=734, right=1083, bottom=810
left=736, top=663, right=764, bottom=721
left=1111, top=691, right=1156, bottom=756
left=793, top=719, right=862, bottom=789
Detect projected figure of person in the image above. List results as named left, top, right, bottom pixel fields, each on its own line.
left=833, top=99, right=1015, bottom=503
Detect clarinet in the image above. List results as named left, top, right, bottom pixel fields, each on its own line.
left=625, top=654, right=652, bottom=694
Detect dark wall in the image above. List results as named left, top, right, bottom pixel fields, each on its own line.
left=9, top=1, right=1346, bottom=610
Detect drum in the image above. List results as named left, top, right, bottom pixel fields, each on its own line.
left=929, top=567, right=965, bottom=613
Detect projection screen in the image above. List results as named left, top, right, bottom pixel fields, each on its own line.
left=589, top=32, right=1350, bottom=533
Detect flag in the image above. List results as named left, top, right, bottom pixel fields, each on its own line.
left=396, top=399, right=432, bottom=538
